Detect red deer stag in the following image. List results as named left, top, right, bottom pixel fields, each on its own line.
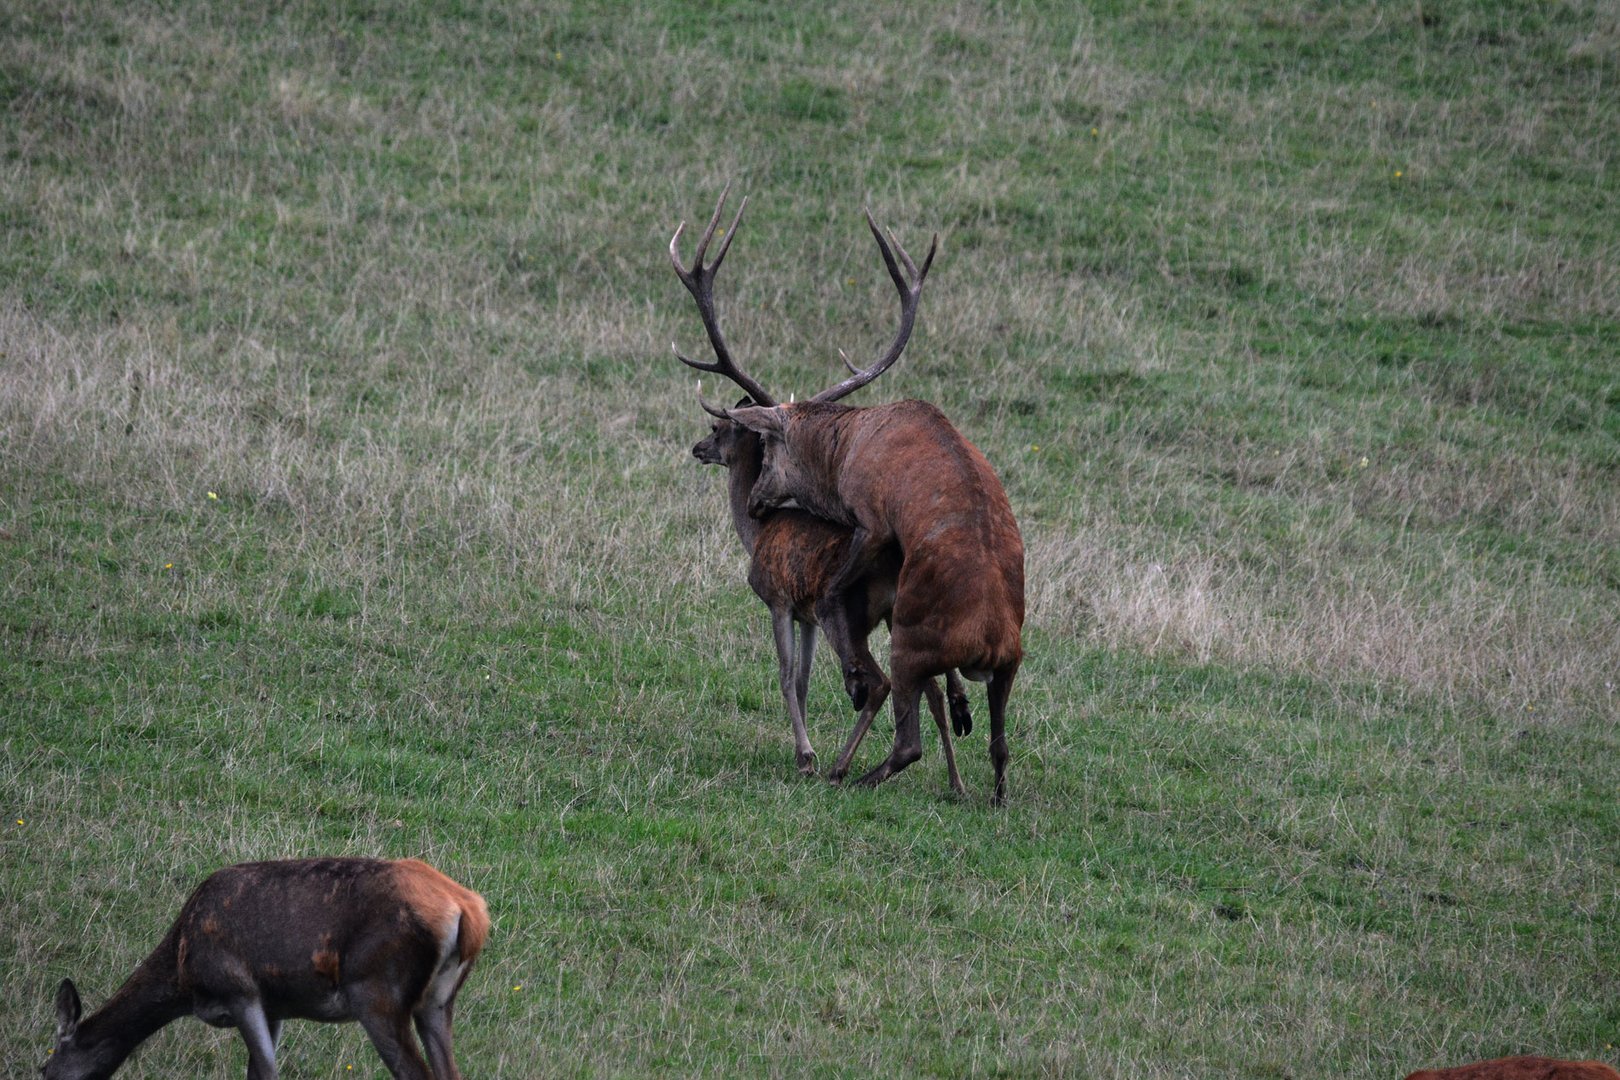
left=722, top=213, right=1025, bottom=804
left=42, top=857, right=489, bottom=1080
left=1405, top=1058, right=1620, bottom=1080
left=671, top=187, right=972, bottom=792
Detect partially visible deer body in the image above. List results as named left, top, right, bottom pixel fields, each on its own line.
left=1405, top=1058, right=1620, bottom=1080
left=712, top=203, right=1025, bottom=804
left=43, top=857, right=489, bottom=1080
left=672, top=188, right=972, bottom=791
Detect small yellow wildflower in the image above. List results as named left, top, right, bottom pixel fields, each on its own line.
left=1090, top=127, right=1099, bottom=136
left=15, top=819, right=22, bottom=826
left=207, top=491, right=218, bottom=501
left=513, top=984, right=524, bottom=992
left=1394, top=170, right=1404, bottom=179
left=1029, top=444, right=1041, bottom=452
left=1359, top=456, right=1369, bottom=468
left=164, top=563, right=174, bottom=570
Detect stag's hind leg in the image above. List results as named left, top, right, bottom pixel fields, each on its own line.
left=853, top=671, right=925, bottom=789
left=987, top=663, right=1019, bottom=807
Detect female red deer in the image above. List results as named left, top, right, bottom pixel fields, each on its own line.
left=42, top=857, right=488, bottom=1080
left=671, top=188, right=972, bottom=792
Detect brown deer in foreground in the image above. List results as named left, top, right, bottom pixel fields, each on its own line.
left=1405, top=1057, right=1620, bottom=1080
left=42, top=858, right=488, bottom=1080
left=719, top=213, right=1025, bottom=805
left=672, top=187, right=973, bottom=792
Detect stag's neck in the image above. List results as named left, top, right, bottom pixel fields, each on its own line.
left=76, top=932, right=191, bottom=1072
left=726, top=440, right=766, bottom=556
left=792, top=406, right=861, bottom=528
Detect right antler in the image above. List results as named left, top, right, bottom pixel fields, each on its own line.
left=810, top=210, right=938, bottom=404
left=670, top=185, right=778, bottom=409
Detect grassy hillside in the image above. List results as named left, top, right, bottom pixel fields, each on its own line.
left=3, top=1, right=1616, bottom=1076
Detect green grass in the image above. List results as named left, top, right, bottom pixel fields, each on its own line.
left=3, top=1, right=1618, bottom=1076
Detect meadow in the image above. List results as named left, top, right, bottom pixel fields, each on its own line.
left=2, top=1, right=1617, bottom=1076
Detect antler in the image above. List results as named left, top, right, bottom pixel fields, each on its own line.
left=810, top=209, right=938, bottom=404
left=669, top=185, right=777, bottom=408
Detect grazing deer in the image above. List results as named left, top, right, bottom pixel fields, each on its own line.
left=1404, top=1057, right=1620, bottom=1080
left=672, top=188, right=972, bottom=792
left=42, top=857, right=488, bottom=1080
left=718, top=211, right=1026, bottom=805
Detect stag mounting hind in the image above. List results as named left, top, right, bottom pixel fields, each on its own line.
left=671, top=187, right=973, bottom=793
left=713, top=200, right=1026, bottom=805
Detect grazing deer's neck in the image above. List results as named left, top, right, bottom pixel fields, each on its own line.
left=77, top=937, right=190, bottom=1072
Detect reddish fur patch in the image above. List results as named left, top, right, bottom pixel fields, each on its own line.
left=390, top=859, right=490, bottom=964
left=1406, top=1057, right=1620, bottom=1080
left=311, top=935, right=341, bottom=984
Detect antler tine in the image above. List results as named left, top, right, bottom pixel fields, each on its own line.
left=668, top=186, right=776, bottom=407
left=695, top=379, right=732, bottom=420
left=810, top=209, right=939, bottom=404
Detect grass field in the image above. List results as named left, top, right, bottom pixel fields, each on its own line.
left=2, top=1, right=1617, bottom=1076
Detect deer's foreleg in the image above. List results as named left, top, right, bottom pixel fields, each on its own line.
left=770, top=609, right=817, bottom=774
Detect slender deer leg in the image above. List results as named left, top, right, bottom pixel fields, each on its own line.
left=235, top=1000, right=279, bottom=1080
left=414, top=1002, right=459, bottom=1080
left=921, top=678, right=966, bottom=797
left=793, top=614, right=816, bottom=758
left=855, top=670, right=925, bottom=788
left=816, top=588, right=891, bottom=784
left=825, top=675, right=890, bottom=784
left=770, top=610, right=816, bottom=774
left=816, top=584, right=881, bottom=711
left=356, top=1008, right=434, bottom=1080
left=987, top=664, right=1018, bottom=807
left=944, top=669, right=973, bottom=737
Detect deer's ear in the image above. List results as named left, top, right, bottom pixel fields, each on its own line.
left=726, top=405, right=786, bottom=438
left=55, top=979, right=82, bottom=1039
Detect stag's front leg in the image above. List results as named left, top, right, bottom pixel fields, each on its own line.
left=814, top=586, right=883, bottom=712
left=771, top=610, right=817, bottom=774
left=944, top=668, right=973, bottom=737
left=825, top=673, right=891, bottom=784
left=826, top=526, right=889, bottom=610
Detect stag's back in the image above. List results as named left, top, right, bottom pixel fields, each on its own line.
left=808, top=399, right=1024, bottom=669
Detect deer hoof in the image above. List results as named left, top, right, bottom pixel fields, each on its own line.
left=950, top=697, right=973, bottom=738
left=796, top=751, right=817, bottom=776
